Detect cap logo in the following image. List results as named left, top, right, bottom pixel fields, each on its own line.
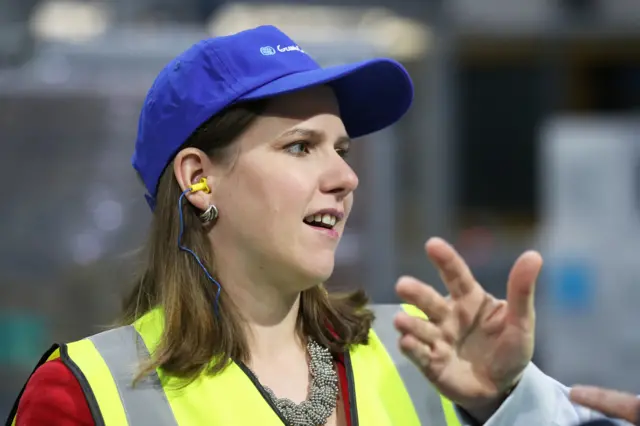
left=260, top=46, right=276, bottom=56
left=259, top=45, right=305, bottom=56
left=277, top=44, right=305, bottom=53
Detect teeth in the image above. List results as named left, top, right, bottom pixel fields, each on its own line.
left=304, top=213, right=339, bottom=228
left=321, top=214, right=337, bottom=227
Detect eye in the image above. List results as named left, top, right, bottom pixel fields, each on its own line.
left=336, top=146, right=350, bottom=159
left=285, top=141, right=311, bottom=156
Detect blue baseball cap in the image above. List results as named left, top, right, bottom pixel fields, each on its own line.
left=132, top=25, right=414, bottom=210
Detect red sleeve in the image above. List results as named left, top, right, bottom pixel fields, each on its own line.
left=335, top=354, right=352, bottom=426
left=16, top=358, right=94, bottom=426
left=326, top=322, right=352, bottom=426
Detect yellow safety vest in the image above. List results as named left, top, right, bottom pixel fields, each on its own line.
left=8, top=304, right=461, bottom=426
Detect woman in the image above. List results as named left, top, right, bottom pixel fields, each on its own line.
left=7, top=25, right=630, bottom=426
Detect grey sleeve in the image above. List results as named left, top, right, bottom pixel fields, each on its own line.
left=453, top=363, right=633, bottom=426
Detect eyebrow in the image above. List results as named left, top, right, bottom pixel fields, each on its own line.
left=279, top=127, right=351, bottom=145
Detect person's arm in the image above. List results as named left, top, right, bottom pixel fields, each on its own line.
left=454, top=363, right=633, bottom=426
left=15, top=359, right=95, bottom=426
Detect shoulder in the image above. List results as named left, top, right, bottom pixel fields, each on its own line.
left=16, top=359, right=94, bottom=426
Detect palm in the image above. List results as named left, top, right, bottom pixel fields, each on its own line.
left=394, top=238, right=542, bottom=409
left=433, top=292, right=533, bottom=404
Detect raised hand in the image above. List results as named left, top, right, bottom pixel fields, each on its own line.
left=393, top=237, right=543, bottom=416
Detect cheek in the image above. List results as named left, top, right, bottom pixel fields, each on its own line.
left=221, top=164, right=314, bottom=224
left=344, top=194, right=355, bottom=219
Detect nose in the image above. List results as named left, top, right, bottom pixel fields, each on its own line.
left=319, top=152, right=359, bottom=198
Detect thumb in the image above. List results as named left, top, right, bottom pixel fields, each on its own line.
left=506, top=251, right=543, bottom=323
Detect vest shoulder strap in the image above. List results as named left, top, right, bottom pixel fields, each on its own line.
left=369, top=303, right=461, bottom=426
left=74, top=325, right=178, bottom=426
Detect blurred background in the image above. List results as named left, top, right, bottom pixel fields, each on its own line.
left=1, top=0, right=640, bottom=418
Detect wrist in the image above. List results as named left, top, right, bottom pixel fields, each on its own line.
left=461, top=380, right=519, bottom=424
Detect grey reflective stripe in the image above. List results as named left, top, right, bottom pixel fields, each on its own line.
left=370, top=304, right=449, bottom=426
left=88, top=326, right=178, bottom=426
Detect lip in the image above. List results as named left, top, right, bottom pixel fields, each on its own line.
left=307, top=225, right=340, bottom=239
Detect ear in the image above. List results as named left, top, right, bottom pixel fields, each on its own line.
left=173, top=147, right=216, bottom=211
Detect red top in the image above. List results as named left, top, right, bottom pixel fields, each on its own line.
left=15, top=356, right=353, bottom=426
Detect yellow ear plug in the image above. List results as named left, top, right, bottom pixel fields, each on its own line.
left=189, top=177, right=210, bottom=194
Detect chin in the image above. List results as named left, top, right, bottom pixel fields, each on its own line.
left=294, top=257, right=335, bottom=289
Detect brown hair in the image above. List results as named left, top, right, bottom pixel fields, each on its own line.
left=120, top=100, right=374, bottom=383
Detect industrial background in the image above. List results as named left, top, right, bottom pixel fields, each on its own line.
left=1, top=0, right=640, bottom=417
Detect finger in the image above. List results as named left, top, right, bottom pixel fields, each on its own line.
left=395, top=276, right=451, bottom=322
left=394, top=312, right=442, bottom=346
left=425, top=237, right=478, bottom=298
left=506, top=250, right=543, bottom=323
left=570, top=385, right=640, bottom=424
left=399, top=333, right=432, bottom=371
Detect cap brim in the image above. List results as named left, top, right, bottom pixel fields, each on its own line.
left=238, top=58, right=414, bottom=138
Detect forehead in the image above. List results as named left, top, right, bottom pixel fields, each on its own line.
left=238, top=86, right=346, bottom=148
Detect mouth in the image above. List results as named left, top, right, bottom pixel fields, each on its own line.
left=303, top=210, right=343, bottom=231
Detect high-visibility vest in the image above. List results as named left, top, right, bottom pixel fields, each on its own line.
left=8, top=304, right=461, bottom=426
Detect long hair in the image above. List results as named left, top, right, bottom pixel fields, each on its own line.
left=120, top=100, right=374, bottom=382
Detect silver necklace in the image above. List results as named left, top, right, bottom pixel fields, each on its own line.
left=259, top=339, right=339, bottom=426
